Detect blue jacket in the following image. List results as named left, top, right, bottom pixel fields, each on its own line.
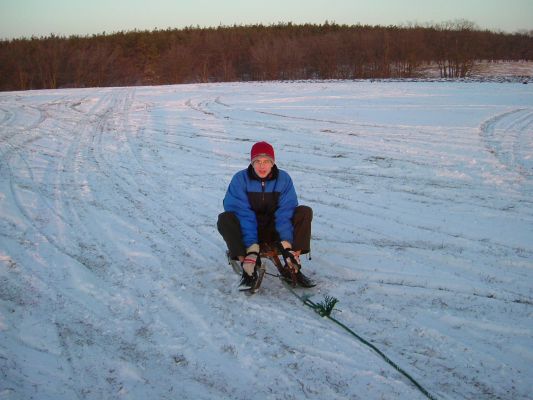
left=223, top=165, right=298, bottom=248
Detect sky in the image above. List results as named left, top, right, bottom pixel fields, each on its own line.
left=1, top=0, right=532, bottom=39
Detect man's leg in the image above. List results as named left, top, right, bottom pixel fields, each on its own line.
left=217, top=212, right=246, bottom=259
left=292, top=205, right=312, bottom=254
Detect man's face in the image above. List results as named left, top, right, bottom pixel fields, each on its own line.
left=252, top=157, right=273, bottom=179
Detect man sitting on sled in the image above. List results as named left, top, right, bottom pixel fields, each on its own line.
left=217, top=141, right=315, bottom=291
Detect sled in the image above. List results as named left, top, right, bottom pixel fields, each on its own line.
left=226, top=242, right=316, bottom=292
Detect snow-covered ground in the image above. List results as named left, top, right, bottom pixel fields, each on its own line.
left=0, top=81, right=532, bottom=400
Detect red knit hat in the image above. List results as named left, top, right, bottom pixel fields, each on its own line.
left=251, top=141, right=275, bottom=163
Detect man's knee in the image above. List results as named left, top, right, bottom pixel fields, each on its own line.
left=217, top=211, right=239, bottom=233
left=294, top=205, right=313, bottom=222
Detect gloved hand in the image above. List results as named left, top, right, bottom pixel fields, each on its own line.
left=281, top=241, right=300, bottom=271
left=242, top=244, right=260, bottom=275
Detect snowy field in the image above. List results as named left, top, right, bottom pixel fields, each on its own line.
left=0, top=81, right=532, bottom=400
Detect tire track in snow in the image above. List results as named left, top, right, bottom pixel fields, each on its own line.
left=1, top=91, right=215, bottom=397
left=480, top=108, right=533, bottom=180
left=0, top=97, right=82, bottom=257
left=56, top=90, right=256, bottom=385
left=0, top=106, right=16, bottom=129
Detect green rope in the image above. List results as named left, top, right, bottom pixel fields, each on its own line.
left=281, top=280, right=438, bottom=400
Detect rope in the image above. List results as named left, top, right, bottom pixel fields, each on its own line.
left=278, top=276, right=438, bottom=400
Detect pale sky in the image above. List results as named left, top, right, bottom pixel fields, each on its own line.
left=1, top=0, right=532, bottom=39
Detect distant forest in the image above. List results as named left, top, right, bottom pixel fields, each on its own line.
left=1, top=21, right=532, bottom=91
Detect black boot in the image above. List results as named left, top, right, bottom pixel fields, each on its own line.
left=239, top=270, right=258, bottom=290
left=276, top=261, right=316, bottom=288
left=295, top=270, right=316, bottom=288
left=238, top=259, right=266, bottom=293
left=277, top=243, right=316, bottom=288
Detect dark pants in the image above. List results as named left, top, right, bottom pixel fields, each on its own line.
left=217, top=206, right=313, bottom=258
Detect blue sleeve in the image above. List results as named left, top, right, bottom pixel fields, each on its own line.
left=275, top=172, right=298, bottom=244
left=223, top=171, right=258, bottom=247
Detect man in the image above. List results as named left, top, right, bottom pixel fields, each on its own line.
left=217, top=141, right=314, bottom=290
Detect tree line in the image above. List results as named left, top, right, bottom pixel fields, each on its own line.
left=1, top=21, right=531, bottom=91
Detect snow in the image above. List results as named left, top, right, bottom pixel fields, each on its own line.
left=0, top=80, right=532, bottom=400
